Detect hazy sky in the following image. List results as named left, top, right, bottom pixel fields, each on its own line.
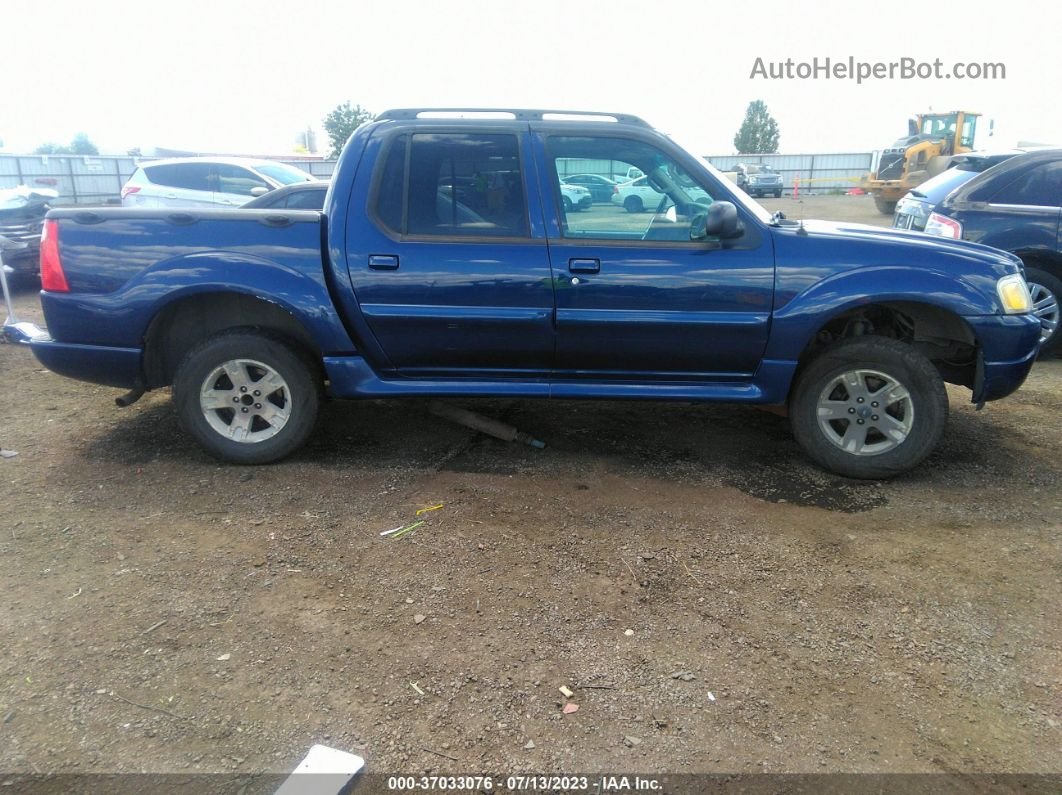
left=3, top=0, right=1059, bottom=156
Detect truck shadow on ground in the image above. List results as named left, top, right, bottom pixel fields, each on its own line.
left=78, top=396, right=916, bottom=513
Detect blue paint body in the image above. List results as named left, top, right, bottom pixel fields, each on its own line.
left=14, top=115, right=1041, bottom=407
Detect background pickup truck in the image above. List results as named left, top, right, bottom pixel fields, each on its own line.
left=4, top=109, right=1043, bottom=479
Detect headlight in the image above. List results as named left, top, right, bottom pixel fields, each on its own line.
left=997, top=274, right=1033, bottom=314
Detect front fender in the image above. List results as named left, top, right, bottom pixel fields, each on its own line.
left=764, top=265, right=997, bottom=361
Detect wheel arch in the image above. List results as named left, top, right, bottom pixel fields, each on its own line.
left=788, top=299, right=980, bottom=398
left=142, top=291, right=323, bottom=389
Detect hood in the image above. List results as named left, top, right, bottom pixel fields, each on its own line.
left=776, top=218, right=1023, bottom=273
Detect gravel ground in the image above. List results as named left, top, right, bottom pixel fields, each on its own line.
left=0, top=196, right=1058, bottom=789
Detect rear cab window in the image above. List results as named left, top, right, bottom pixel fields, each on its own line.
left=371, top=132, right=529, bottom=239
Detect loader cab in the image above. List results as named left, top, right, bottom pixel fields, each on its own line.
left=916, top=112, right=979, bottom=156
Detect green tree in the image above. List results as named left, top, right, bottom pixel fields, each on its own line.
left=323, top=102, right=374, bottom=158
left=733, top=100, right=780, bottom=154
left=70, top=132, right=99, bottom=155
left=34, top=142, right=68, bottom=154
left=34, top=132, right=100, bottom=155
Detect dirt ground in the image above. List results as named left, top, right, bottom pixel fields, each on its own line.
left=0, top=195, right=1059, bottom=789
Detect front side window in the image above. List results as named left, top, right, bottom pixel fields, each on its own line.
left=989, top=160, right=1062, bottom=207
left=373, top=132, right=528, bottom=238
left=215, top=164, right=271, bottom=196
left=255, top=162, right=315, bottom=185
left=548, top=136, right=716, bottom=242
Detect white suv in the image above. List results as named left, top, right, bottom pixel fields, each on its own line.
left=121, top=157, right=317, bottom=208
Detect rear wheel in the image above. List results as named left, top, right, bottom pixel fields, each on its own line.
left=562, top=196, right=573, bottom=213
left=624, top=195, right=644, bottom=213
left=789, top=337, right=948, bottom=479
left=173, top=331, right=321, bottom=464
left=1025, top=268, right=1061, bottom=356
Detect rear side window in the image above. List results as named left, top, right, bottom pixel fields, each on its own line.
left=144, top=163, right=214, bottom=192
left=373, top=132, right=528, bottom=238
left=988, top=160, right=1062, bottom=207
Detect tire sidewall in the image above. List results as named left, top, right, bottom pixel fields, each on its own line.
left=173, top=332, right=320, bottom=465
left=1025, top=267, right=1062, bottom=356
left=790, top=338, right=948, bottom=479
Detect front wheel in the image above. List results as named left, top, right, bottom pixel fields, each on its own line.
left=874, top=197, right=897, bottom=215
left=789, top=337, right=948, bottom=479
left=173, top=331, right=321, bottom=464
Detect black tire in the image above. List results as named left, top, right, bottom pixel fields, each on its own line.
left=874, top=197, right=897, bottom=215
left=624, top=195, right=643, bottom=213
left=789, top=337, right=948, bottom=479
left=1024, top=267, right=1062, bottom=356
left=773, top=191, right=782, bottom=198
left=173, top=330, right=321, bottom=464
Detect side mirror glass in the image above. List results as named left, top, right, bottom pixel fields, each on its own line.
left=249, top=186, right=270, bottom=197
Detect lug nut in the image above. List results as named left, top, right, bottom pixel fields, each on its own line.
left=253, top=390, right=261, bottom=396
left=857, top=419, right=865, bottom=425
left=255, top=403, right=262, bottom=409
left=872, top=415, right=879, bottom=421
left=857, top=397, right=865, bottom=403
left=232, top=397, right=239, bottom=403
left=241, top=407, right=249, bottom=413
left=871, top=401, right=879, bottom=407
left=848, top=408, right=856, bottom=414
left=240, top=386, right=247, bottom=392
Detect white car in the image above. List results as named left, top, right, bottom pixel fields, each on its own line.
left=560, top=183, right=593, bottom=212
left=121, top=157, right=317, bottom=208
left=611, top=175, right=711, bottom=213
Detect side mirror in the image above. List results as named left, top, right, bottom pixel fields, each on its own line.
left=249, top=186, right=270, bottom=197
left=703, top=201, right=742, bottom=239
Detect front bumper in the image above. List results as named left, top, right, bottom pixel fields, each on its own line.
left=968, top=314, right=1042, bottom=403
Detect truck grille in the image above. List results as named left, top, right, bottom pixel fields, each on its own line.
left=877, top=152, right=906, bottom=181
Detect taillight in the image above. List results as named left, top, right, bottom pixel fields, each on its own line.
left=40, top=219, right=69, bottom=293
left=121, top=185, right=140, bottom=200
left=924, top=212, right=963, bottom=239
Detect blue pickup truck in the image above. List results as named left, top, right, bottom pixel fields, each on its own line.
left=3, top=109, right=1043, bottom=478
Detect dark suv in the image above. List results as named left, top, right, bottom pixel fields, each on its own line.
left=893, top=151, right=1021, bottom=232
left=924, top=149, right=1062, bottom=355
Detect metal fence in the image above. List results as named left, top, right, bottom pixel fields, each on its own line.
left=0, top=154, right=337, bottom=206
left=704, top=152, right=873, bottom=195
left=0, top=151, right=871, bottom=204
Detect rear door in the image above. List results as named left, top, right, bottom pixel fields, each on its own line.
left=142, top=163, right=214, bottom=207
left=341, top=127, right=556, bottom=378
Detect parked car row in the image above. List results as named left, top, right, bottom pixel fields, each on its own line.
left=893, top=148, right=1062, bottom=355
left=121, top=157, right=318, bottom=208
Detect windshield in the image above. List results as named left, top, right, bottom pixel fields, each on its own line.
left=254, top=162, right=316, bottom=185
left=921, top=113, right=958, bottom=137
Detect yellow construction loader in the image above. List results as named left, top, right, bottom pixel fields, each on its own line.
left=865, top=111, right=980, bottom=214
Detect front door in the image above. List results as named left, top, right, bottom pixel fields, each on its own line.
left=537, top=132, right=774, bottom=379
